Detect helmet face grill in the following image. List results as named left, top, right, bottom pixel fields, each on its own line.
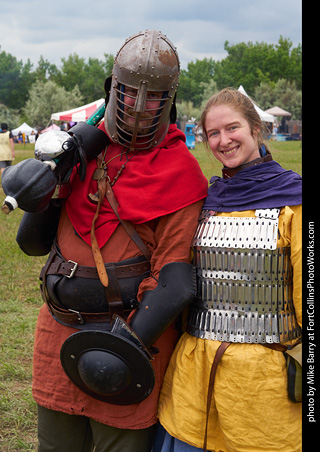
left=114, top=82, right=170, bottom=149
left=105, top=30, right=180, bottom=150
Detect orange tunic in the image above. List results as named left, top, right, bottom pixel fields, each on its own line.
left=32, top=200, right=203, bottom=429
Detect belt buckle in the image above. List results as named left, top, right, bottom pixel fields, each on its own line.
left=68, top=309, right=85, bottom=324
left=66, top=260, right=78, bottom=278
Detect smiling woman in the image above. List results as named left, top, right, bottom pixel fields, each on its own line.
left=155, top=88, right=303, bottom=452
left=200, top=87, right=267, bottom=169
left=204, top=106, right=261, bottom=168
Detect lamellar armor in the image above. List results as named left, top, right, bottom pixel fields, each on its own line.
left=187, top=209, right=301, bottom=344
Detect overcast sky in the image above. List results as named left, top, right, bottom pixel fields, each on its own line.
left=0, top=0, right=302, bottom=70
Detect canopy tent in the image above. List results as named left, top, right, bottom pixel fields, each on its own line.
left=51, top=99, right=105, bottom=122
left=238, top=86, right=275, bottom=123
left=12, top=122, right=37, bottom=136
left=265, top=106, right=291, bottom=117
left=40, top=124, right=61, bottom=134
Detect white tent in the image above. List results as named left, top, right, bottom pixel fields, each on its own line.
left=238, top=86, right=275, bottom=123
left=12, top=122, right=37, bottom=136
left=265, top=106, right=291, bottom=117
left=51, top=99, right=105, bottom=122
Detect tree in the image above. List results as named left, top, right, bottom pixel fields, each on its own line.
left=178, top=58, right=215, bottom=107
left=0, top=103, right=21, bottom=130
left=24, top=80, right=83, bottom=129
left=0, top=47, right=34, bottom=109
left=34, top=56, right=60, bottom=82
left=53, top=53, right=114, bottom=104
left=199, top=79, right=219, bottom=110
left=212, top=37, right=302, bottom=93
left=176, top=100, right=202, bottom=122
left=254, top=79, right=302, bottom=120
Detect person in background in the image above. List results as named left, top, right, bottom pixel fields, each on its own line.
left=6, top=30, right=208, bottom=452
left=155, top=88, right=302, bottom=452
left=0, top=122, right=15, bottom=175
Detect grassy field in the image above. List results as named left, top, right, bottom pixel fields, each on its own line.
left=0, top=140, right=302, bottom=451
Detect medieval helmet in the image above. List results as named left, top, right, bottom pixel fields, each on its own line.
left=104, top=30, right=180, bottom=150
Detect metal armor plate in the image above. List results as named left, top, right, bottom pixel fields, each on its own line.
left=187, top=209, right=302, bottom=344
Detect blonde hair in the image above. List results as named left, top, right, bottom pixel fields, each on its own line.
left=199, top=88, right=268, bottom=149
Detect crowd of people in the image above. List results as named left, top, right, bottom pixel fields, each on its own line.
left=1, top=29, right=302, bottom=452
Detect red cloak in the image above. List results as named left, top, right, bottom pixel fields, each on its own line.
left=65, top=123, right=208, bottom=248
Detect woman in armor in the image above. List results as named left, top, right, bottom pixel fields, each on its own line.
left=155, top=88, right=302, bottom=452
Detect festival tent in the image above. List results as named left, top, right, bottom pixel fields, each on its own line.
left=40, top=124, right=61, bottom=134
left=238, top=86, right=275, bottom=123
left=265, top=106, right=292, bottom=117
left=12, top=122, right=37, bottom=136
left=50, top=99, right=105, bottom=122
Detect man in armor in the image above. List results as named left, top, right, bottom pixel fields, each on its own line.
left=156, top=88, right=302, bottom=452
left=2, top=30, right=208, bottom=452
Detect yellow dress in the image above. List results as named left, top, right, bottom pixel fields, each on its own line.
left=158, top=206, right=302, bottom=452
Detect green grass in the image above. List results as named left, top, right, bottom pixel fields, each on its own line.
left=1, top=144, right=46, bottom=451
left=0, top=140, right=302, bottom=450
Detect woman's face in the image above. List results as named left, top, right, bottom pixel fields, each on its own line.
left=205, top=105, right=260, bottom=168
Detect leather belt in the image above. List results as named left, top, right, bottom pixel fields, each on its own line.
left=40, top=250, right=151, bottom=326
left=44, top=255, right=151, bottom=280
left=44, top=297, right=132, bottom=326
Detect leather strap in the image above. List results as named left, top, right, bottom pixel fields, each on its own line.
left=262, top=342, right=288, bottom=352
left=203, top=342, right=231, bottom=452
left=44, top=256, right=150, bottom=280
left=90, top=176, right=109, bottom=286
left=202, top=340, right=287, bottom=451
left=103, top=263, right=125, bottom=321
left=44, top=298, right=133, bottom=326
left=105, top=180, right=152, bottom=261
left=222, top=153, right=273, bottom=179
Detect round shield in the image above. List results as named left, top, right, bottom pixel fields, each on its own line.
left=60, top=330, right=155, bottom=405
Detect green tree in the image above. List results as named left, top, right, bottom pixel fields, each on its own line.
left=24, top=80, right=83, bottom=129
left=213, top=37, right=302, bottom=93
left=176, top=100, right=202, bottom=122
left=54, top=53, right=87, bottom=93
left=0, top=103, right=21, bottom=130
left=199, top=79, right=219, bottom=110
left=178, top=58, right=215, bottom=107
left=0, top=47, right=34, bottom=109
left=34, top=56, right=60, bottom=82
left=53, top=53, right=114, bottom=104
left=254, top=79, right=302, bottom=120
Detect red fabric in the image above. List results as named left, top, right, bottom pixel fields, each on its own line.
left=65, top=124, right=208, bottom=248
